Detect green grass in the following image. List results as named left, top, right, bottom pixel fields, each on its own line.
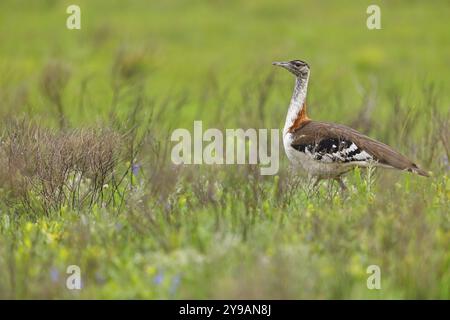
left=0, top=0, right=449, bottom=299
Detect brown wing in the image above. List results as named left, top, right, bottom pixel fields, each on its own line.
left=291, top=121, right=429, bottom=176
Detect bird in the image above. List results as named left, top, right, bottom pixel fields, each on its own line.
left=272, top=59, right=429, bottom=190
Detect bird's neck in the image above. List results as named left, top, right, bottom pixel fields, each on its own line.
left=283, top=75, right=309, bottom=136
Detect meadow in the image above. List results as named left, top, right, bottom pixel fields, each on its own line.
left=0, top=0, right=448, bottom=299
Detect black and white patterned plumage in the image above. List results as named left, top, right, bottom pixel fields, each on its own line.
left=292, top=138, right=374, bottom=164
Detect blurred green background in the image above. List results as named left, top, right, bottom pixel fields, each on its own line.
left=1, top=0, right=449, bottom=128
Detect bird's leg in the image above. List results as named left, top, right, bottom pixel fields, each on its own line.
left=306, top=175, right=321, bottom=197
left=312, top=177, right=322, bottom=189
left=311, top=176, right=322, bottom=196
left=335, top=176, right=347, bottom=192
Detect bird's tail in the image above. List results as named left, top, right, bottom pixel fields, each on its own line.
left=408, top=164, right=430, bottom=177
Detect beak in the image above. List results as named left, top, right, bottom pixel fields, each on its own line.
left=272, top=61, right=290, bottom=68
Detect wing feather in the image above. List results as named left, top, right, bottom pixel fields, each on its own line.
left=290, top=121, right=428, bottom=176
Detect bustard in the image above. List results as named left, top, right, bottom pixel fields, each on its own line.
left=273, top=59, right=429, bottom=190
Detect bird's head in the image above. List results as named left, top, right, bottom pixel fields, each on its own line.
left=272, top=59, right=310, bottom=79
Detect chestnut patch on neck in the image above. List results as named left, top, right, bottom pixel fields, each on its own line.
left=288, top=102, right=310, bottom=133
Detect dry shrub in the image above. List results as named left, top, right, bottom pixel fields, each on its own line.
left=0, top=120, right=125, bottom=214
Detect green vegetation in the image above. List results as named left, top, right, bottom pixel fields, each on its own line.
left=0, top=0, right=448, bottom=299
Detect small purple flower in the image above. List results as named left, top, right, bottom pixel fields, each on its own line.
left=169, top=274, right=181, bottom=296
left=132, top=163, right=141, bottom=176
left=442, top=155, right=449, bottom=171
left=153, top=270, right=164, bottom=285
left=50, top=267, right=59, bottom=283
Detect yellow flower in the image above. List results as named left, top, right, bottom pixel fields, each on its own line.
left=145, top=265, right=156, bottom=276
left=25, top=222, right=34, bottom=232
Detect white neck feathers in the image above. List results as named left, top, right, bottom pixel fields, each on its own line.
left=283, top=75, right=309, bottom=136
